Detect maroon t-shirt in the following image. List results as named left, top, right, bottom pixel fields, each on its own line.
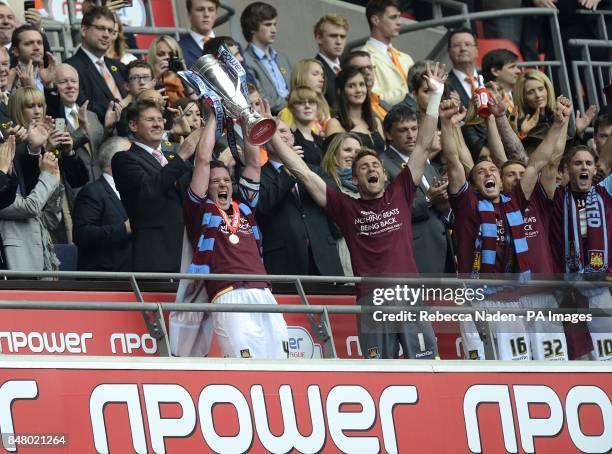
left=324, top=167, right=419, bottom=283
left=450, top=182, right=528, bottom=275
left=524, top=182, right=555, bottom=275
left=184, top=192, right=268, bottom=300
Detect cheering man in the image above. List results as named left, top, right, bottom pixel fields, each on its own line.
left=441, top=96, right=570, bottom=360
left=270, top=62, right=447, bottom=359
left=183, top=108, right=288, bottom=359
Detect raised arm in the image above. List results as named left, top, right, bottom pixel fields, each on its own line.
left=541, top=103, right=570, bottom=198
left=598, top=132, right=612, bottom=176
left=270, top=131, right=328, bottom=208
left=485, top=114, right=508, bottom=167
left=490, top=91, right=528, bottom=164
left=440, top=99, right=467, bottom=194
left=407, top=61, right=445, bottom=186
left=188, top=106, right=217, bottom=199
left=521, top=96, right=571, bottom=200
left=240, top=133, right=261, bottom=184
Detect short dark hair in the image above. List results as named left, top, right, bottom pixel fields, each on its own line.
left=341, top=50, right=371, bottom=69
left=210, top=160, right=230, bottom=175
left=203, top=36, right=238, bottom=55
left=481, top=49, right=518, bottom=83
left=468, top=156, right=496, bottom=184
left=565, top=145, right=597, bottom=163
left=82, top=6, right=115, bottom=27
left=500, top=159, right=526, bottom=176
left=186, top=0, right=219, bottom=14
left=408, top=60, right=430, bottom=93
left=594, top=113, right=612, bottom=134
left=10, top=24, right=42, bottom=55
left=126, top=98, right=163, bottom=124
left=365, top=0, right=400, bottom=30
left=352, top=148, right=382, bottom=176
left=383, top=104, right=417, bottom=135
left=126, top=60, right=153, bottom=79
left=447, top=27, right=477, bottom=48
left=240, top=2, right=277, bottom=42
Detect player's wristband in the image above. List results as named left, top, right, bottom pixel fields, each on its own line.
left=426, top=80, right=444, bottom=118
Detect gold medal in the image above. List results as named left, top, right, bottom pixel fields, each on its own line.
left=229, top=233, right=240, bottom=245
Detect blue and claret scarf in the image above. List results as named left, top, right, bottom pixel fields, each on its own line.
left=187, top=188, right=262, bottom=275
left=471, top=194, right=531, bottom=282
left=563, top=185, right=608, bottom=276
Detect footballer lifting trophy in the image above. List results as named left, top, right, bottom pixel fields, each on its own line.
left=178, top=46, right=276, bottom=150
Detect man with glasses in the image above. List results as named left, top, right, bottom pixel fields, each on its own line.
left=65, top=6, right=126, bottom=124
left=446, top=27, right=480, bottom=109
left=122, top=61, right=156, bottom=107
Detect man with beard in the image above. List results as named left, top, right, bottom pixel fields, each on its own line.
left=552, top=145, right=612, bottom=360
left=269, top=62, right=447, bottom=360
left=9, top=24, right=53, bottom=94
left=65, top=7, right=126, bottom=123
left=183, top=109, right=289, bottom=359
left=442, top=95, right=570, bottom=360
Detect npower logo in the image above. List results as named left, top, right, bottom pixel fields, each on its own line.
left=464, top=384, right=611, bottom=453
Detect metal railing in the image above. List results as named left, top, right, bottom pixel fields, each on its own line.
left=0, top=270, right=609, bottom=360
left=346, top=8, right=572, bottom=107
left=567, top=39, right=612, bottom=112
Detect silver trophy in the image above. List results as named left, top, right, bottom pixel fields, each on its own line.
left=188, top=54, right=276, bottom=145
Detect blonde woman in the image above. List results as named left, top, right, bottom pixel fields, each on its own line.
left=287, top=86, right=324, bottom=165
left=278, top=59, right=331, bottom=135
left=106, top=15, right=137, bottom=65
left=147, top=36, right=188, bottom=104
left=320, top=132, right=362, bottom=276
left=514, top=70, right=595, bottom=150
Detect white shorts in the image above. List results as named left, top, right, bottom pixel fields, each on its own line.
left=519, top=293, right=568, bottom=361
left=587, top=290, right=612, bottom=361
left=213, top=287, right=289, bottom=359
left=461, top=300, right=531, bottom=361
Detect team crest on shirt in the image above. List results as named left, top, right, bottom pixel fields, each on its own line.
left=589, top=251, right=605, bottom=269
left=240, top=349, right=251, bottom=358
left=468, top=350, right=480, bottom=360
left=472, top=251, right=481, bottom=272
left=367, top=347, right=379, bottom=359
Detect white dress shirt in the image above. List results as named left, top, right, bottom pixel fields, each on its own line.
left=189, top=29, right=215, bottom=50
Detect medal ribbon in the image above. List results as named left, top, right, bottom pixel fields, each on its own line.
left=217, top=201, right=241, bottom=237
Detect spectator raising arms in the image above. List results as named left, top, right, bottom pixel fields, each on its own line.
left=326, top=65, right=385, bottom=154
left=270, top=61, right=448, bottom=360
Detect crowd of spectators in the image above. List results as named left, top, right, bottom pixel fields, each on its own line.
left=0, top=0, right=609, bottom=360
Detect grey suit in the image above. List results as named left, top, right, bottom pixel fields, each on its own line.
left=380, top=147, right=454, bottom=274
left=66, top=108, right=105, bottom=184
left=243, top=44, right=291, bottom=115
left=0, top=171, right=60, bottom=270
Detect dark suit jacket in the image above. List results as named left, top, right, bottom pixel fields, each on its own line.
left=179, top=34, right=203, bottom=69
left=243, top=44, right=291, bottom=115
left=111, top=143, right=191, bottom=272
left=72, top=176, right=131, bottom=271
left=257, top=162, right=343, bottom=276
left=380, top=147, right=454, bottom=274
left=447, top=70, right=472, bottom=109
left=65, top=48, right=127, bottom=124
left=315, top=54, right=337, bottom=109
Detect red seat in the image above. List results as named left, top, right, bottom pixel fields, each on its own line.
left=476, top=38, right=524, bottom=67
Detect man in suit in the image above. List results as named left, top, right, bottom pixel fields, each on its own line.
left=380, top=105, right=454, bottom=274
left=65, top=6, right=126, bottom=124
left=111, top=99, right=196, bottom=272
left=446, top=27, right=479, bottom=109
left=241, top=2, right=291, bottom=115
left=10, top=24, right=53, bottom=94
left=179, top=0, right=218, bottom=68
left=358, top=0, right=414, bottom=108
left=73, top=136, right=132, bottom=271
left=257, top=120, right=343, bottom=276
left=314, top=14, right=349, bottom=109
